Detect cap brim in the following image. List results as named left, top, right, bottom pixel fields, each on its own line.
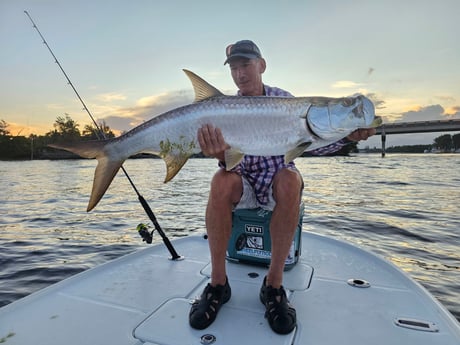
left=224, top=53, right=259, bottom=65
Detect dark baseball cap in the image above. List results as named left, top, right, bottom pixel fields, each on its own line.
left=224, top=40, right=262, bottom=65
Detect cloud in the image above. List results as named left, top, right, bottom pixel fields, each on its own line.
left=397, top=104, right=460, bottom=122
left=46, top=103, right=67, bottom=110
left=132, top=89, right=193, bottom=122
left=436, top=95, right=456, bottom=103
left=444, top=106, right=460, bottom=116
left=5, top=122, right=50, bottom=137
left=97, top=89, right=194, bottom=133
left=365, top=93, right=386, bottom=110
left=95, top=93, right=127, bottom=102
left=98, top=116, right=137, bottom=135
left=331, top=80, right=362, bottom=89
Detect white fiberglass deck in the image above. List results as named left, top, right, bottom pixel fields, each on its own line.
left=0, top=232, right=459, bottom=345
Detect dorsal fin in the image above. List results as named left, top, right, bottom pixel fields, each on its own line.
left=183, top=69, right=224, bottom=102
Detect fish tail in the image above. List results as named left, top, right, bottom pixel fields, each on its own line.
left=88, top=156, right=124, bottom=211
left=48, top=140, right=108, bottom=159
left=49, top=140, right=124, bottom=211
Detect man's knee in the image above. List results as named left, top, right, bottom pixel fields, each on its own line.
left=272, top=169, right=303, bottom=203
left=210, top=170, right=243, bottom=203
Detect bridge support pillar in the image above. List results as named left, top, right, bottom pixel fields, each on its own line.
left=381, top=128, right=386, bottom=158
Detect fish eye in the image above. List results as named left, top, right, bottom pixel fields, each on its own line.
left=341, top=98, right=355, bottom=107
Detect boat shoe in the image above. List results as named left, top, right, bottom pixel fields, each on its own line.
left=189, top=278, right=231, bottom=330
left=260, top=276, right=297, bottom=334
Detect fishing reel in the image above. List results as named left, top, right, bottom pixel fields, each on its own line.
left=137, top=223, right=153, bottom=244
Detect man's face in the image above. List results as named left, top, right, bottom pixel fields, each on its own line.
left=228, top=58, right=266, bottom=96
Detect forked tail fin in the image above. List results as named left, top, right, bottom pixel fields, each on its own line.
left=88, top=156, right=124, bottom=211
left=49, top=141, right=124, bottom=211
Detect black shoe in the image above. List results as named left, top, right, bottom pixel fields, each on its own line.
left=260, top=276, right=296, bottom=334
left=189, top=278, right=231, bottom=330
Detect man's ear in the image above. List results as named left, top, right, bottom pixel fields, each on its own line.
left=258, top=58, right=267, bottom=73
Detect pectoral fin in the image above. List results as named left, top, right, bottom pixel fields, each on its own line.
left=163, top=153, right=190, bottom=183
left=284, top=142, right=312, bottom=163
left=224, top=148, right=245, bottom=170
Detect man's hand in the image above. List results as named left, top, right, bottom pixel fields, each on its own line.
left=347, top=128, right=376, bottom=142
left=197, top=124, right=230, bottom=161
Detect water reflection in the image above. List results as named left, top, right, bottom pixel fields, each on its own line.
left=0, top=154, right=459, bottom=321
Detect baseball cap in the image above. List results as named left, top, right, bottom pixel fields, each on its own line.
left=224, top=40, right=262, bottom=65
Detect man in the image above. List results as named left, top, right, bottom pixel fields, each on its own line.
left=189, top=40, right=375, bottom=334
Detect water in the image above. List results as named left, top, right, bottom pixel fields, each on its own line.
left=0, top=154, right=459, bottom=321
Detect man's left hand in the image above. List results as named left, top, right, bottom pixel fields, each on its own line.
left=347, top=128, right=376, bottom=142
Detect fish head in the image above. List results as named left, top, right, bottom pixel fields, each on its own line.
left=307, top=95, right=376, bottom=140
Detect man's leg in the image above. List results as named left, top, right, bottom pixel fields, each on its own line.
left=260, top=168, right=302, bottom=334
left=206, top=169, right=243, bottom=286
left=189, top=169, right=242, bottom=330
left=266, top=168, right=303, bottom=287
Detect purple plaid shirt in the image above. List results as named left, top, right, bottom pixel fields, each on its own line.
left=219, top=84, right=349, bottom=205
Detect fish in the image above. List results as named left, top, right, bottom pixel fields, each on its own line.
left=49, top=69, right=381, bottom=211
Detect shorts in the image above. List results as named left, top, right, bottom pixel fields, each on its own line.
left=234, top=176, right=276, bottom=211
left=234, top=167, right=303, bottom=211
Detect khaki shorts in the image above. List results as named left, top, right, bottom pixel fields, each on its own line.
left=234, top=168, right=303, bottom=212
left=234, top=176, right=277, bottom=211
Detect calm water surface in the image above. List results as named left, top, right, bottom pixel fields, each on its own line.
left=1, top=154, right=459, bottom=321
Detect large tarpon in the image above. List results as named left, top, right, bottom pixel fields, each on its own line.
left=50, top=69, right=381, bottom=211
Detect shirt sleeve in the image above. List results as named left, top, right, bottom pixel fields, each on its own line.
left=307, top=138, right=352, bottom=156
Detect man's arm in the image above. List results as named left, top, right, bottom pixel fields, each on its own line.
left=347, top=128, right=376, bottom=142
left=308, top=127, right=376, bottom=156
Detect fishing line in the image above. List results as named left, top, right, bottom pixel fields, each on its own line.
left=24, top=10, right=181, bottom=260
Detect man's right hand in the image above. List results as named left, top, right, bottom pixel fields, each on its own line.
left=197, top=124, right=230, bottom=162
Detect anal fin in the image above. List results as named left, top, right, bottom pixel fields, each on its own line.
left=163, top=154, right=190, bottom=183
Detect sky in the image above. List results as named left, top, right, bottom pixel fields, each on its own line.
left=1, top=0, right=459, bottom=148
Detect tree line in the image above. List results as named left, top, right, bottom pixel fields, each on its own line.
left=365, top=134, right=460, bottom=154
left=432, top=134, right=460, bottom=152
left=0, top=115, right=115, bottom=160
left=1, top=115, right=459, bottom=160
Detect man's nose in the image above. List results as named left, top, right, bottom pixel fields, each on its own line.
left=235, top=68, right=245, bottom=79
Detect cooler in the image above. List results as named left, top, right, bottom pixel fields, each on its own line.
left=226, top=203, right=304, bottom=270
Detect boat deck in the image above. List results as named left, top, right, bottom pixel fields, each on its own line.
left=0, top=232, right=459, bottom=345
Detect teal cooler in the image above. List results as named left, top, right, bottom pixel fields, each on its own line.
left=226, top=203, right=304, bottom=270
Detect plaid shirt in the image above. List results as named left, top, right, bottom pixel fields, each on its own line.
left=218, top=84, right=349, bottom=205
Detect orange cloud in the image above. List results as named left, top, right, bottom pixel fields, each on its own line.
left=444, top=106, right=460, bottom=116
left=403, top=105, right=423, bottom=113
left=5, top=122, right=51, bottom=136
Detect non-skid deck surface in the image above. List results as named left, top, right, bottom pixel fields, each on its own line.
left=0, top=233, right=459, bottom=345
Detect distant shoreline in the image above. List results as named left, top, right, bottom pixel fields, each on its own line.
left=1, top=151, right=459, bottom=162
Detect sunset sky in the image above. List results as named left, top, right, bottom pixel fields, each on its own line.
left=1, top=0, right=459, bottom=147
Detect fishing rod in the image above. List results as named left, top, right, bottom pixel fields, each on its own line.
left=24, top=10, right=181, bottom=260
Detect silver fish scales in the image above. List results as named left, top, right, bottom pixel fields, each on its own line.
left=50, top=70, right=381, bottom=211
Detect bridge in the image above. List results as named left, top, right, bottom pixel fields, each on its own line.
left=375, top=119, right=460, bottom=135
left=373, top=119, right=460, bottom=156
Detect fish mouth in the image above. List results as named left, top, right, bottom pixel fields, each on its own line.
left=371, top=116, right=383, bottom=127
left=361, top=96, right=375, bottom=126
